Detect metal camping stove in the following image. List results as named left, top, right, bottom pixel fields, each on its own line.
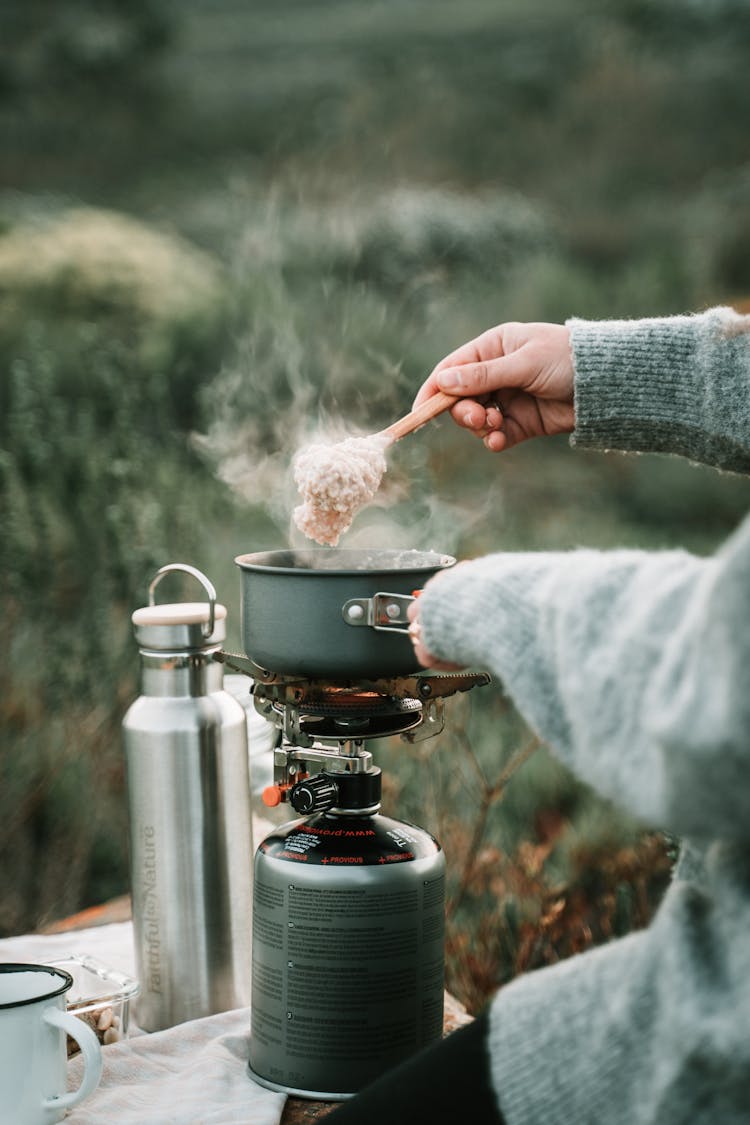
left=248, top=666, right=489, bottom=812
left=218, top=654, right=489, bottom=1101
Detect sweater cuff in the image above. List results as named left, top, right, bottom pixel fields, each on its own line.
left=567, top=306, right=747, bottom=467
left=487, top=932, right=651, bottom=1125
left=418, top=556, right=543, bottom=677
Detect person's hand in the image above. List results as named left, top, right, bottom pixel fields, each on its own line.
left=414, top=321, right=575, bottom=452
left=407, top=573, right=465, bottom=671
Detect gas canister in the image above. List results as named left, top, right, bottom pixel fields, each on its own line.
left=249, top=779, right=445, bottom=1101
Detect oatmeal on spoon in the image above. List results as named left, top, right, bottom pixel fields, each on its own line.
left=293, top=390, right=458, bottom=546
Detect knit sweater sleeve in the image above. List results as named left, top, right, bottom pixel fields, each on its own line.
left=569, top=305, right=750, bottom=470
left=418, top=308, right=750, bottom=842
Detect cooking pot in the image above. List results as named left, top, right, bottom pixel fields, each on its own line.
left=235, top=548, right=455, bottom=679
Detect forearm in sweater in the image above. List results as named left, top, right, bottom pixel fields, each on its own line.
left=569, top=305, right=750, bottom=470
left=419, top=307, right=750, bottom=839
left=419, top=510, right=750, bottom=842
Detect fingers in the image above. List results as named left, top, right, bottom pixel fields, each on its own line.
left=407, top=598, right=438, bottom=668
left=407, top=617, right=436, bottom=669
left=412, top=351, right=530, bottom=414
left=412, top=370, right=448, bottom=411
left=483, top=428, right=508, bottom=453
left=485, top=402, right=504, bottom=432
left=409, top=323, right=573, bottom=456
left=435, top=351, right=530, bottom=398
left=448, top=393, right=506, bottom=445
left=406, top=598, right=465, bottom=672
left=413, top=322, right=574, bottom=412
left=412, top=326, right=508, bottom=409
left=431, top=325, right=508, bottom=377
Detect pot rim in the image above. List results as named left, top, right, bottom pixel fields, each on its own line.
left=235, top=548, right=456, bottom=576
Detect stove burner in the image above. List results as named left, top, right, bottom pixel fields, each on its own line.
left=278, top=690, right=423, bottom=740
left=215, top=651, right=490, bottom=748
left=297, top=689, right=422, bottom=719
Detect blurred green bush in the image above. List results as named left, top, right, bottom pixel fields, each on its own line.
left=0, top=206, right=235, bottom=933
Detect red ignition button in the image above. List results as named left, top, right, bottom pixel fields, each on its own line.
left=262, top=785, right=283, bottom=808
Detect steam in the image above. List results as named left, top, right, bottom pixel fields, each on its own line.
left=194, top=357, right=499, bottom=557
left=192, top=189, right=507, bottom=557
left=197, top=392, right=497, bottom=559
left=195, top=395, right=403, bottom=544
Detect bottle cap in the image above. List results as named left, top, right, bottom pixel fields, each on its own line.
left=132, top=564, right=228, bottom=649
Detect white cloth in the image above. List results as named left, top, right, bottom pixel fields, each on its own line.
left=0, top=923, right=287, bottom=1125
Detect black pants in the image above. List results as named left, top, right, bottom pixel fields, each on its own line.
left=323, top=1010, right=505, bottom=1124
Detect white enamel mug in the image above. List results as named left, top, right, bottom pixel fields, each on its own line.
left=0, top=963, right=103, bottom=1125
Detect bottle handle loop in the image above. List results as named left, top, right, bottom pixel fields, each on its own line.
left=149, top=563, right=217, bottom=638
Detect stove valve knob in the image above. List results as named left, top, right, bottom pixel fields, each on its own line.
left=289, top=774, right=339, bottom=814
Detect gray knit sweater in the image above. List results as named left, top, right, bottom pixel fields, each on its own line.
left=418, top=307, right=750, bottom=1124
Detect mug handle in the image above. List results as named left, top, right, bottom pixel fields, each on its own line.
left=42, top=1008, right=103, bottom=1112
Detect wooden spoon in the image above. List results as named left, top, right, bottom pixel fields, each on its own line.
left=380, top=390, right=459, bottom=444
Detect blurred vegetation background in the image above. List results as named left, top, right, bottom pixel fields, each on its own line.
left=1, top=0, right=749, bottom=1012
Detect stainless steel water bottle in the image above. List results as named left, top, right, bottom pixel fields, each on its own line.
left=123, top=563, right=253, bottom=1031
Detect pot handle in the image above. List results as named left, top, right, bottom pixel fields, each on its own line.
left=342, top=592, right=415, bottom=635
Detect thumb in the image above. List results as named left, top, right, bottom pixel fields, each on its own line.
left=434, top=352, right=530, bottom=397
